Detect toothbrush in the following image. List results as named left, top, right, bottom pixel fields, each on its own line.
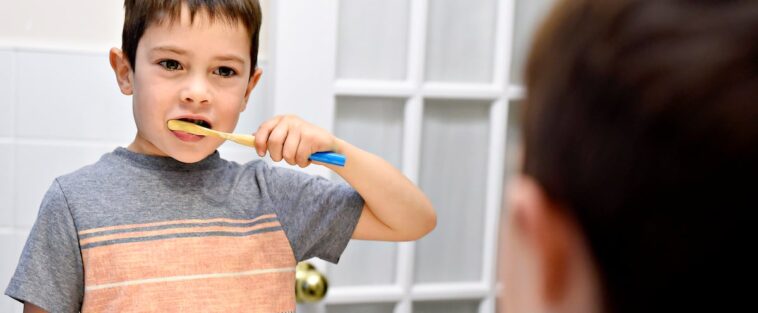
left=167, top=120, right=346, bottom=167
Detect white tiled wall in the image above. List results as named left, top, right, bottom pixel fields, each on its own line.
left=16, top=51, right=135, bottom=142
left=0, top=232, right=26, bottom=313
left=0, top=144, right=13, bottom=228
left=0, top=51, right=14, bottom=138
left=0, top=46, right=271, bottom=311
left=14, top=144, right=116, bottom=227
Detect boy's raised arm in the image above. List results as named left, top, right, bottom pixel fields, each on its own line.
left=254, top=115, right=437, bottom=241
left=326, top=138, right=436, bottom=241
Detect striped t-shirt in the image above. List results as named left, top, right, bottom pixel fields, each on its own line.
left=5, top=147, right=364, bottom=313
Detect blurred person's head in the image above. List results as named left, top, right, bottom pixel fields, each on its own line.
left=500, top=0, right=757, bottom=312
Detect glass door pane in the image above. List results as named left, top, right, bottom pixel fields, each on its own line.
left=510, top=0, right=557, bottom=84
left=329, top=96, right=405, bottom=286
left=414, top=100, right=490, bottom=283
left=327, top=302, right=396, bottom=313
left=504, top=101, right=523, bottom=180
left=425, top=0, right=498, bottom=83
left=334, top=97, right=405, bottom=168
left=413, top=300, right=481, bottom=313
left=337, top=0, right=410, bottom=80
left=329, top=240, right=397, bottom=286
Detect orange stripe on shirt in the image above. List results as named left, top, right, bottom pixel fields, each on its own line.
left=81, top=229, right=296, bottom=286
left=81, top=271, right=295, bottom=313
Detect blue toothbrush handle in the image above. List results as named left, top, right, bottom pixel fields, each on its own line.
left=309, top=151, right=346, bottom=167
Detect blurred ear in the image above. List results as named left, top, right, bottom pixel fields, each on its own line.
left=109, top=48, right=134, bottom=95
left=509, top=176, right=573, bottom=307
left=241, top=68, right=263, bottom=112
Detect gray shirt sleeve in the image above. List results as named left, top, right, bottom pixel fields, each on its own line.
left=5, top=179, right=84, bottom=313
left=257, top=164, right=364, bottom=263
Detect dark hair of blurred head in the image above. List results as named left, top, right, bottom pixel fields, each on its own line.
left=523, top=0, right=757, bottom=311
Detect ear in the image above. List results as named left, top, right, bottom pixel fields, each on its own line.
left=241, top=68, right=263, bottom=112
left=109, top=48, right=134, bottom=95
left=509, top=176, right=573, bottom=307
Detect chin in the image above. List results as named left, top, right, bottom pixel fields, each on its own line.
left=171, top=154, right=205, bottom=164
left=168, top=146, right=216, bottom=164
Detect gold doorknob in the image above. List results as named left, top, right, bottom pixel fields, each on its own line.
left=295, top=261, right=329, bottom=303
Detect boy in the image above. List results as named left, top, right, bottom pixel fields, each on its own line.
left=5, top=1, right=436, bottom=312
left=500, top=0, right=756, bottom=312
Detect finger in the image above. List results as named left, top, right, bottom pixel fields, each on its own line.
left=267, top=123, right=288, bottom=162
left=295, top=135, right=313, bottom=168
left=282, top=127, right=301, bottom=166
left=254, top=116, right=281, bottom=156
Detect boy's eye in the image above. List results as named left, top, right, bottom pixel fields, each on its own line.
left=214, top=67, right=236, bottom=77
left=158, top=60, right=183, bottom=71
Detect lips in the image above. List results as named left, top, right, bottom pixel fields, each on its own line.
left=169, top=115, right=212, bottom=142
left=172, top=130, right=204, bottom=142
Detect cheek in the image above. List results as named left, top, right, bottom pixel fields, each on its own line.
left=216, top=108, right=242, bottom=132
left=132, top=89, right=171, bottom=131
left=501, top=225, right=519, bottom=295
left=134, top=92, right=163, bottom=121
left=226, top=88, right=250, bottom=111
left=500, top=218, right=539, bottom=313
left=136, top=75, right=173, bottom=109
left=215, top=90, right=248, bottom=127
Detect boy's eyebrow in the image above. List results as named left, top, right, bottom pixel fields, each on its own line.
left=215, top=54, right=246, bottom=65
left=150, top=46, right=245, bottom=65
left=151, top=46, right=188, bottom=55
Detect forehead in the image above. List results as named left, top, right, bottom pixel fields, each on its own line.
left=148, top=4, right=252, bottom=39
left=140, top=7, right=252, bottom=59
left=150, top=3, right=252, bottom=35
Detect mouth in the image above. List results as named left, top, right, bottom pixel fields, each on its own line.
left=177, top=117, right=212, bottom=129
left=170, top=117, right=212, bottom=142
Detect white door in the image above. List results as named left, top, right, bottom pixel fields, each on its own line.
left=266, top=1, right=556, bottom=312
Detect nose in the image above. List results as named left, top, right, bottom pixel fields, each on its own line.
left=180, top=73, right=212, bottom=106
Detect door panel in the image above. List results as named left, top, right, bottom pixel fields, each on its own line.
left=329, top=96, right=405, bottom=287
left=413, top=300, right=481, bottom=313
left=337, top=0, right=410, bottom=80
left=327, top=302, right=397, bottom=313
left=414, top=100, right=491, bottom=284
left=510, top=0, right=557, bottom=84
left=425, top=0, right=498, bottom=83
left=333, top=97, right=405, bottom=168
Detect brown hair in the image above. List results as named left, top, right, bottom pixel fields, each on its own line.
left=122, top=0, right=262, bottom=72
left=523, top=0, right=757, bottom=311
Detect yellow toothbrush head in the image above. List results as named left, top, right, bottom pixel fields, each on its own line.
left=167, top=120, right=216, bottom=136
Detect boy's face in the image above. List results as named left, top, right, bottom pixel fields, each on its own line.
left=111, top=6, right=262, bottom=163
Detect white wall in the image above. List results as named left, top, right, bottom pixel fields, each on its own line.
left=0, top=1, right=271, bottom=311
left=0, top=0, right=269, bottom=57
left=0, top=0, right=123, bottom=50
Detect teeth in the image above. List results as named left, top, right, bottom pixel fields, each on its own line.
left=179, top=118, right=208, bottom=128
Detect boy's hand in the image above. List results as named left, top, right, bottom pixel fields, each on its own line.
left=254, top=115, right=337, bottom=168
